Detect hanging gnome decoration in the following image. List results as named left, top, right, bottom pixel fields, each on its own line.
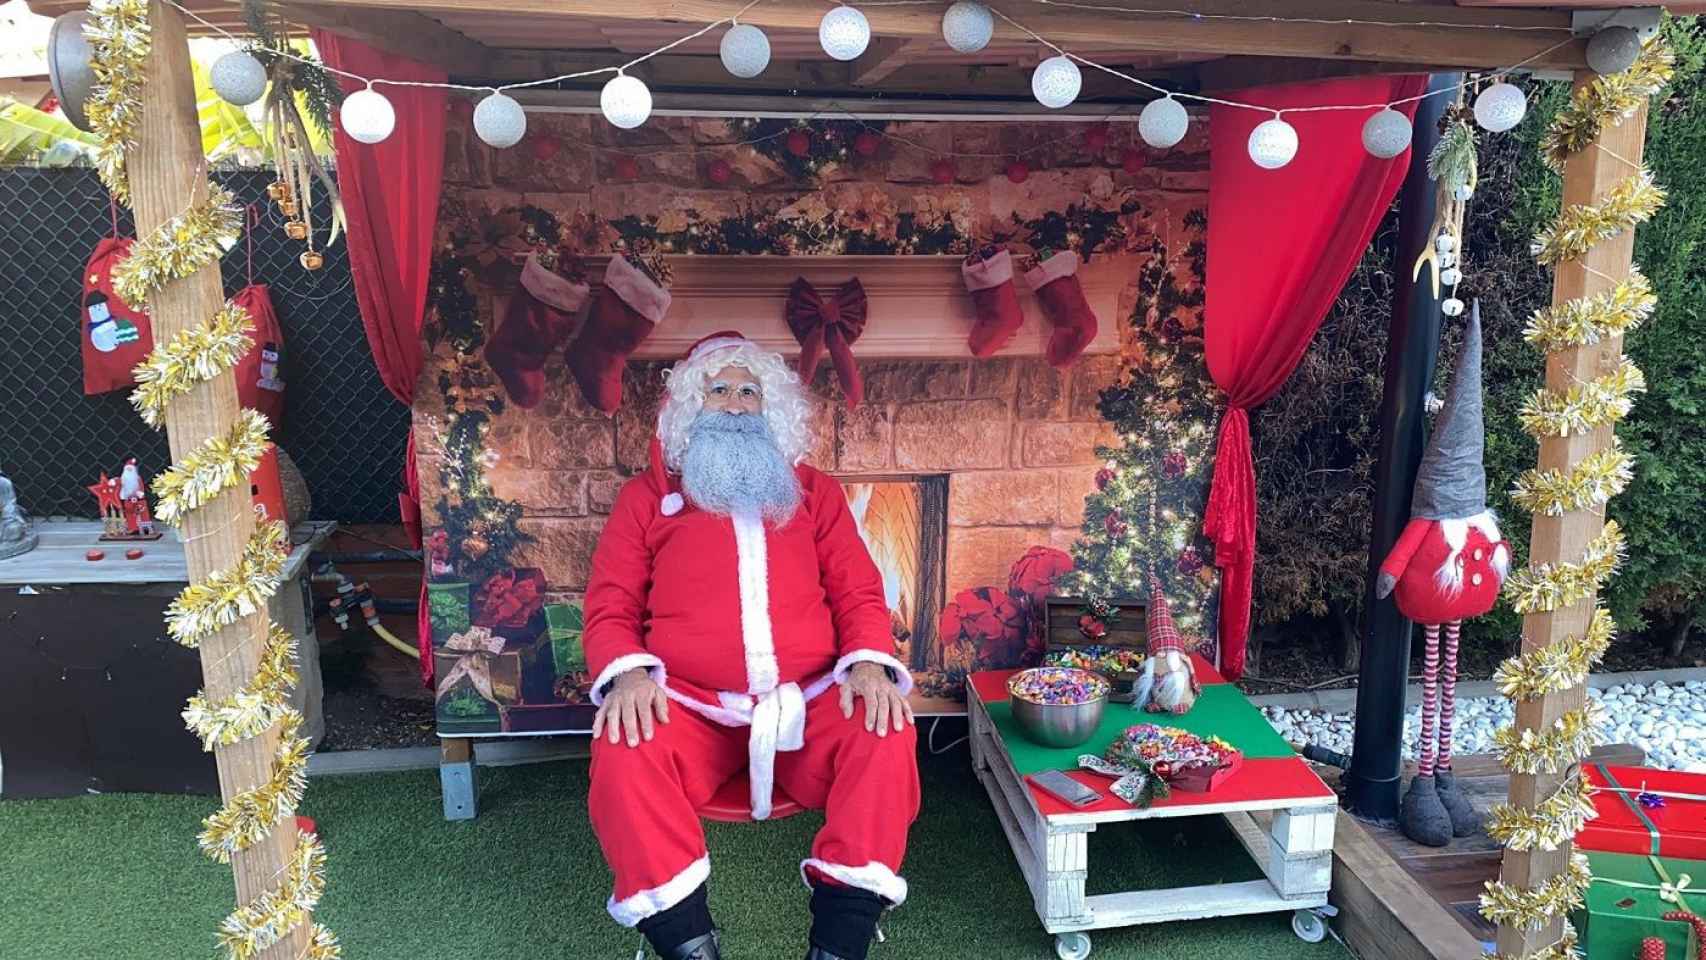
left=1134, top=565, right=1200, bottom=714
left=1376, top=301, right=1509, bottom=847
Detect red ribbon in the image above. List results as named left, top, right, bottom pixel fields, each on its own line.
left=785, top=277, right=867, bottom=406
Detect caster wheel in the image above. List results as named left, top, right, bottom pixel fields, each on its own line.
left=1292, top=909, right=1327, bottom=943
left=1055, top=931, right=1092, bottom=960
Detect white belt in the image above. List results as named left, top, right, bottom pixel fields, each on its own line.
left=664, top=673, right=838, bottom=820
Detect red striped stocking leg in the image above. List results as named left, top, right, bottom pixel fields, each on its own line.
left=1437, top=621, right=1461, bottom=771
left=1417, top=624, right=1440, bottom=778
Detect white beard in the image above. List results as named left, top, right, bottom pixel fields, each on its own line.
left=680, top=411, right=802, bottom=524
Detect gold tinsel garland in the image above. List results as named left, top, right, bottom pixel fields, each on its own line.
left=1494, top=608, right=1616, bottom=702
left=81, top=0, right=150, bottom=204
left=110, top=186, right=244, bottom=305
left=1480, top=854, right=1594, bottom=931
left=1524, top=270, right=1655, bottom=353
left=1505, top=521, right=1625, bottom=615
left=1517, top=359, right=1647, bottom=439
left=1542, top=38, right=1676, bottom=173
left=215, top=832, right=331, bottom=960
left=1511, top=445, right=1634, bottom=517
left=198, top=711, right=310, bottom=863
left=1486, top=775, right=1599, bottom=852
left=1531, top=169, right=1666, bottom=266
left=182, top=622, right=297, bottom=750
left=165, top=520, right=289, bottom=647
left=153, top=410, right=273, bottom=523
left=1494, top=702, right=1606, bottom=776
left=130, top=302, right=254, bottom=428
left=1486, top=923, right=1580, bottom=960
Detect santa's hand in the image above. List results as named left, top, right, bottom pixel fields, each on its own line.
left=840, top=661, right=914, bottom=737
left=1375, top=571, right=1397, bottom=600
left=592, top=668, right=669, bottom=748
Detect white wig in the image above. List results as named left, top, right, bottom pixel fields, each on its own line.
left=658, top=342, right=815, bottom=472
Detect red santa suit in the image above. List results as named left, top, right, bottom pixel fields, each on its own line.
left=584, top=438, right=919, bottom=927
left=1378, top=517, right=1508, bottom=625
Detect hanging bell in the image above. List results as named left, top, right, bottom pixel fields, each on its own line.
left=266, top=180, right=287, bottom=201
left=279, top=199, right=299, bottom=218
left=284, top=220, right=309, bottom=240
left=299, top=250, right=325, bottom=271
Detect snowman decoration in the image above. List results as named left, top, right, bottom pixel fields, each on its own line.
left=258, top=342, right=284, bottom=394
left=85, top=292, right=139, bottom=354
left=1375, top=302, right=1509, bottom=847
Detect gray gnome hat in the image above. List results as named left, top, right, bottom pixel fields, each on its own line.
left=1411, top=301, right=1487, bottom=520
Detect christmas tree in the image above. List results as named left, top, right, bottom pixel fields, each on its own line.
left=1069, top=211, right=1222, bottom=641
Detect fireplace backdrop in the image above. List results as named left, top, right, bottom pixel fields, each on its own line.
left=416, top=112, right=1217, bottom=731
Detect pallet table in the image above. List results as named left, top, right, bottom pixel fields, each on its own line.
left=967, top=660, right=1338, bottom=959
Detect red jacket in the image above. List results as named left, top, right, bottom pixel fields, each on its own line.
left=583, top=440, right=909, bottom=717
left=1379, top=517, right=1509, bottom=625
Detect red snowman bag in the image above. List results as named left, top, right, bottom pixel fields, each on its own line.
left=80, top=235, right=155, bottom=395
left=230, top=283, right=287, bottom=425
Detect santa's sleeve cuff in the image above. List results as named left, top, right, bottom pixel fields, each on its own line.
left=831, top=649, right=914, bottom=696
left=589, top=653, right=667, bottom=706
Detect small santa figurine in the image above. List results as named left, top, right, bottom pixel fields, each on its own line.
left=1375, top=302, right=1508, bottom=847
left=1133, top=565, right=1199, bottom=714
left=118, top=458, right=154, bottom=536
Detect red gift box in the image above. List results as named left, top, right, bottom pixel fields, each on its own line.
left=1579, top=764, right=1706, bottom=860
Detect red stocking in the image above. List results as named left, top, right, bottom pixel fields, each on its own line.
left=1024, top=250, right=1099, bottom=368
left=961, top=248, right=1024, bottom=357
left=568, top=255, right=672, bottom=413
left=484, top=253, right=590, bottom=409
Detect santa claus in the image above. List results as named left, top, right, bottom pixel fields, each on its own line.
left=584, top=332, right=918, bottom=960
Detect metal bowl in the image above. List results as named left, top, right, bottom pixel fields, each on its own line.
left=1010, top=691, right=1107, bottom=748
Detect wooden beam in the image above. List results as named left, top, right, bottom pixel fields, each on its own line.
left=1494, top=78, right=1649, bottom=959
left=309, top=0, right=1588, bottom=71
left=274, top=2, right=492, bottom=75
left=132, top=4, right=309, bottom=959
left=853, top=37, right=932, bottom=87
left=1196, top=56, right=1436, bottom=92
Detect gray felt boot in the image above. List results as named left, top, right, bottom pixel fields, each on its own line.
left=1434, top=770, right=1483, bottom=837
left=1401, top=775, right=1453, bottom=847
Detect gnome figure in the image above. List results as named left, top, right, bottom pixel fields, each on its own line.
left=1134, top=565, right=1200, bottom=714
left=1376, top=302, right=1510, bottom=847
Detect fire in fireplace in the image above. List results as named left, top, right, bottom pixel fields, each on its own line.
left=838, top=476, right=947, bottom=673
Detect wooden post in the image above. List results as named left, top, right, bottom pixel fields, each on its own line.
left=1493, top=79, right=1648, bottom=958
left=130, top=5, right=309, bottom=957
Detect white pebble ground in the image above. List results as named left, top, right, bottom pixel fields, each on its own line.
left=1261, top=679, right=1706, bottom=773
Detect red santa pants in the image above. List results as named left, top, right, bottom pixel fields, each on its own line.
left=589, top=689, right=920, bottom=926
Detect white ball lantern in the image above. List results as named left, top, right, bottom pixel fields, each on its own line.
left=1435, top=234, right=1456, bottom=253
left=1586, top=25, right=1642, bottom=76
left=1031, top=55, right=1082, bottom=110
left=1474, top=82, right=1527, bottom=133
left=720, top=23, right=771, bottom=79
left=210, top=50, right=267, bottom=107
left=942, top=2, right=994, bottom=54
left=600, top=72, right=652, bottom=130
left=1441, top=267, right=1463, bottom=286
left=339, top=87, right=395, bottom=145
left=1361, top=107, right=1412, bottom=159
left=1442, top=298, right=1465, bottom=317
left=1139, top=96, right=1189, bottom=149
left=1247, top=116, right=1298, bottom=170
left=819, top=6, right=871, bottom=61
left=474, top=91, right=527, bottom=147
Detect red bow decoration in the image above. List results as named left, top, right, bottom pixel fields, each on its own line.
left=785, top=277, right=866, bottom=407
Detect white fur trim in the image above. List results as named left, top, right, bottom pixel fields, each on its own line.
left=800, top=859, right=908, bottom=906
left=961, top=249, right=1013, bottom=292
left=519, top=252, right=590, bottom=314
left=607, top=854, right=710, bottom=927
left=1433, top=510, right=1504, bottom=596
left=1022, top=249, right=1081, bottom=290
left=589, top=653, right=666, bottom=707
left=688, top=336, right=748, bottom=363
left=832, top=649, right=914, bottom=696
left=731, top=508, right=779, bottom=695
left=602, top=255, right=672, bottom=325
left=660, top=492, right=684, bottom=516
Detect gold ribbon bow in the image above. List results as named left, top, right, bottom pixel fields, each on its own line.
left=437, top=626, right=505, bottom=704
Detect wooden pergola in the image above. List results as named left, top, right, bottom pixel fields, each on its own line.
left=43, top=1, right=1691, bottom=958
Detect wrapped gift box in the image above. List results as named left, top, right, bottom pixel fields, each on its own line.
left=1581, top=764, right=1706, bottom=859
left=1573, top=851, right=1703, bottom=960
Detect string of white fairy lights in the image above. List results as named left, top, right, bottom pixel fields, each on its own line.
left=185, top=0, right=1648, bottom=171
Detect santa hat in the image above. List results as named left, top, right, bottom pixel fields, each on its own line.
left=1411, top=301, right=1486, bottom=521
left=685, top=330, right=751, bottom=364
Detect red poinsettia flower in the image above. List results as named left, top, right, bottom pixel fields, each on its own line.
left=1008, top=546, right=1073, bottom=607
left=1162, top=449, right=1188, bottom=478
left=1094, top=466, right=1116, bottom=491
left=939, top=586, right=1028, bottom=670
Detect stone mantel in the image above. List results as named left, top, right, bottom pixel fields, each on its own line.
left=569, top=255, right=1126, bottom=360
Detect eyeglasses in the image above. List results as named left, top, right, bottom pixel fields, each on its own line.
left=707, top=381, right=763, bottom=402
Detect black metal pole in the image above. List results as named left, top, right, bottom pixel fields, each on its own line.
left=1342, top=72, right=1461, bottom=825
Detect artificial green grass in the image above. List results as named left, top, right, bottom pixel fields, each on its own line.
left=0, top=748, right=1349, bottom=959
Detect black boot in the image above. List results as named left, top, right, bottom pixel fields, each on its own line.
left=1434, top=769, right=1483, bottom=837
left=637, top=884, right=720, bottom=960
left=1401, top=775, right=1453, bottom=847
left=807, top=884, right=886, bottom=960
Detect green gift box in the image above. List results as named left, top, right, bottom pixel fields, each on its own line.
left=1574, top=851, right=1704, bottom=959
left=545, top=601, right=586, bottom=677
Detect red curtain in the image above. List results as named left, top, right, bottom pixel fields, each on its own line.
left=1202, top=74, right=1426, bottom=680
left=314, top=31, right=448, bottom=685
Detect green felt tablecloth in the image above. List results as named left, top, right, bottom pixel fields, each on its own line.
left=986, top=683, right=1297, bottom=776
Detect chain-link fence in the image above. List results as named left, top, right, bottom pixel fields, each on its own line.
left=0, top=165, right=409, bottom=522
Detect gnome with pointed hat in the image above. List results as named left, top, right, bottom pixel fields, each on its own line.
left=1134, top=564, right=1200, bottom=714
left=1376, top=302, right=1510, bottom=847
